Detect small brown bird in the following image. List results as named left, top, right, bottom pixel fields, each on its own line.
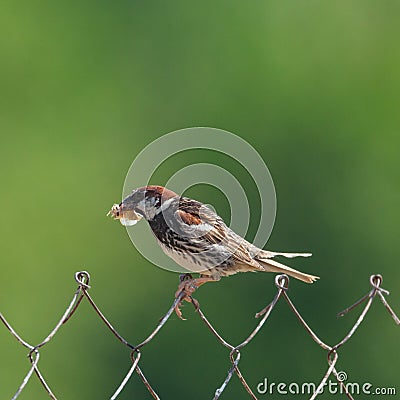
left=109, top=185, right=318, bottom=318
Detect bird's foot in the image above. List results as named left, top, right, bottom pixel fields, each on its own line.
left=174, top=274, right=213, bottom=320
left=174, top=274, right=197, bottom=320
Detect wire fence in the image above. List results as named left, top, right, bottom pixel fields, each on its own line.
left=1, top=272, right=399, bottom=400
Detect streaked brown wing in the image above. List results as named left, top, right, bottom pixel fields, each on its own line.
left=176, top=198, right=262, bottom=270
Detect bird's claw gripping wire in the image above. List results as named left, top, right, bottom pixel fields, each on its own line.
left=174, top=274, right=205, bottom=320
left=174, top=274, right=196, bottom=320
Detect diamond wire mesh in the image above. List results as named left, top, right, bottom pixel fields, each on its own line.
left=1, top=272, right=399, bottom=400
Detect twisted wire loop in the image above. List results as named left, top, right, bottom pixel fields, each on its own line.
left=1, top=273, right=399, bottom=400
left=0, top=271, right=90, bottom=400
left=190, top=273, right=399, bottom=400
left=285, top=274, right=400, bottom=400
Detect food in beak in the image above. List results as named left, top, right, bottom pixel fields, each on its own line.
left=107, top=203, right=142, bottom=226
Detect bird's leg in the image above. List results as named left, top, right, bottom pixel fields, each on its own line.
left=174, top=273, right=219, bottom=320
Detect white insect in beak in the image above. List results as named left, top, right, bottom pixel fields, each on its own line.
left=120, top=216, right=140, bottom=226
left=108, top=203, right=143, bottom=226
left=119, top=209, right=143, bottom=226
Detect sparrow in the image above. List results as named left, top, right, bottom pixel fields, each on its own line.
left=108, top=185, right=318, bottom=318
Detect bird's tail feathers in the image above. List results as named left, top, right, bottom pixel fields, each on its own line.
left=263, top=250, right=312, bottom=259
left=257, top=257, right=319, bottom=284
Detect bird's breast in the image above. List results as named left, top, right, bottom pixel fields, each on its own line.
left=156, top=237, right=233, bottom=274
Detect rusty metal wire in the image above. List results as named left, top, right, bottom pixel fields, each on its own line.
left=1, top=272, right=398, bottom=399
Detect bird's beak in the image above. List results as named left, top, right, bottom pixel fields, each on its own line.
left=107, top=203, right=143, bottom=226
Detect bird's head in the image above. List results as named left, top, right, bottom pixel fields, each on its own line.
left=108, top=185, right=178, bottom=226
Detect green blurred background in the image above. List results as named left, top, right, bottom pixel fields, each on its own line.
left=1, top=1, right=399, bottom=399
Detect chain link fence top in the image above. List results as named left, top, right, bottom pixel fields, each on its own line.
left=1, top=272, right=399, bottom=400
